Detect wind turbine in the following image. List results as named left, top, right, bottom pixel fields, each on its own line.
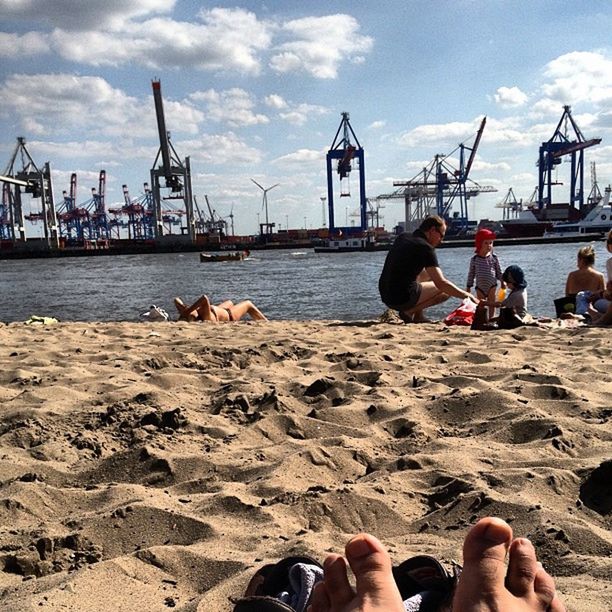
left=251, top=179, right=279, bottom=228
left=225, top=204, right=235, bottom=236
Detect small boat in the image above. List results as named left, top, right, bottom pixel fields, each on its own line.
left=200, top=250, right=248, bottom=262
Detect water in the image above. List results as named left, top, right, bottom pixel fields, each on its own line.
left=0, top=241, right=608, bottom=322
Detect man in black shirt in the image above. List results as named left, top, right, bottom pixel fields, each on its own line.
left=379, top=215, right=477, bottom=322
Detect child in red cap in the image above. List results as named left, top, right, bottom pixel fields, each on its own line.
left=466, top=229, right=505, bottom=319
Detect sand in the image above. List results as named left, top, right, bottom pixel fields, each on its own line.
left=0, top=319, right=610, bottom=611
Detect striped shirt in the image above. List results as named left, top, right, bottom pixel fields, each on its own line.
left=467, top=253, right=503, bottom=292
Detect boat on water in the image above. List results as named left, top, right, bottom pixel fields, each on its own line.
left=314, top=234, right=392, bottom=253
left=199, top=250, right=249, bottom=262
left=543, top=187, right=612, bottom=238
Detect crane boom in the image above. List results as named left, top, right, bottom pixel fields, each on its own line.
left=464, top=116, right=486, bottom=179
left=151, top=80, right=182, bottom=192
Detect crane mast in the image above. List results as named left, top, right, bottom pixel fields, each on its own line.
left=149, top=80, right=195, bottom=242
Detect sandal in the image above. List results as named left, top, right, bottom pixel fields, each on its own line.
left=233, top=555, right=323, bottom=612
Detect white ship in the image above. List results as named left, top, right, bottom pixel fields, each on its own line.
left=544, top=186, right=612, bottom=238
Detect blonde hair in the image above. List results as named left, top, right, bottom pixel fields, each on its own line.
left=577, top=245, right=595, bottom=266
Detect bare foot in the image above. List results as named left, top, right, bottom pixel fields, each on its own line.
left=308, top=518, right=565, bottom=612
left=173, top=297, right=193, bottom=321
left=454, top=517, right=565, bottom=611
left=308, top=533, right=403, bottom=611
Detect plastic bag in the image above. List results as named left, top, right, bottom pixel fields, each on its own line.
left=141, top=305, right=169, bottom=322
left=444, top=298, right=477, bottom=326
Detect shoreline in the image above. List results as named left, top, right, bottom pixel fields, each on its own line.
left=0, top=321, right=610, bottom=611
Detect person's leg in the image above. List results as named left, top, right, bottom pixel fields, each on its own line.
left=179, top=295, right=217, bottom=322
left=218, top=300, right=234, bottom=308
left=485, top=286, right=496, bottom=320
left=227, top=300, right=267, bottom=321
left=401, top=281, right=449, bottom=323
left=593, top=300, right=612, bottom=325
left=174, top=297, right=198, bottom=322
left=307, top=517, right=565, bottom=612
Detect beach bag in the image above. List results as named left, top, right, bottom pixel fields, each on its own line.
left=553, top=295, right=576, bottom=318
left=444, top=298, right=477, bottom=326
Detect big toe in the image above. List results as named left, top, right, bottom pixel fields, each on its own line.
left=345, top=534, right=404, bottom=610
left=453, top=517, right=513, bottom=610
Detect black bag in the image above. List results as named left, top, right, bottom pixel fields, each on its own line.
left=553, top=295, right=576, bottom=318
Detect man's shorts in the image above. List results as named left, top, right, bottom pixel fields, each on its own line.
left=385, top=282, right=422, bottom=312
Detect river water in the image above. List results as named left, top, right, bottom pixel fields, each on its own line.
left=1, top=241, right=609, bottom=322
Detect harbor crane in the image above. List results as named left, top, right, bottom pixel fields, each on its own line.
left=56, top=171, right=110, bottom=241
left=202, top=194, right=228, bottom=236
left=326, top=112, right=366, bottom=235
left=251, top=178, right=279, bottom=236
left=384, top=117, right=494, bottom=233
left=537, top=105, right=601, bottom=215
left=150, top=79, right=195, bottom=241
left=1, top=137, right=58, bottom=246
left=495, top=187, right=522, bottom=220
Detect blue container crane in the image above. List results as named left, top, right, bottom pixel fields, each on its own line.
left=537, top=105, right=601, bottom=215
left=326, top=112, right=366, bottom=235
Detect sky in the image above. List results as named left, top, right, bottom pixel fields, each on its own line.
left=2, top=0, right=612, bottom=236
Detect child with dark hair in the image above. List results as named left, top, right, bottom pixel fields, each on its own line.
left=480, top=265, right=528, bottom=328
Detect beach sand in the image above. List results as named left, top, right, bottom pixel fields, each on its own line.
left=0, top=320, right=610, bottom=611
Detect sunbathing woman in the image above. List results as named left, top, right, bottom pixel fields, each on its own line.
left=174, top=295, right=267, bottom=322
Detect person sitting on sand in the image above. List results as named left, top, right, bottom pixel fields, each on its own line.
left=565, top=245, right=605, bottom=317
left=481, top=264, right=528, bottom=321
left=588, top=230, right=612, bottom=325
left=308, top=517, right=565, bottom=612
left=174, top=295, right=267, bottom=322
left=378, top=215, right=478, bottom=323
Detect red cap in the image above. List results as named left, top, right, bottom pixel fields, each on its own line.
left=475, top=228, right=496, bottom=252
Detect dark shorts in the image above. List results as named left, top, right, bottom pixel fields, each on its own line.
left=385, top=282, right=422, bottom=312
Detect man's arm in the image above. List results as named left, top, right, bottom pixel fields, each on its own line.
left=426, top=266, right=478, bottom=302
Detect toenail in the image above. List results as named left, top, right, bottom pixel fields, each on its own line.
left=481, top=519, right=511, bottom=544
left=349, top=537, right=375, bottom=558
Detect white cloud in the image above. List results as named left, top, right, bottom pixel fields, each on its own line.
left=397, top=120, right=478, bottom=147
left=0, top=0, right=174, bottom=30
left=0, top=31, right=49, bottom=57
left=368, top=120, right=386, bottom=130
left=493, top=86, right=528, bottom=108
left=61, top=11, right=269, bottom=73
left=190, top=88, right=269, bottom=127
left=272, top=148, right=323, bottom=165
left=541, top=51, right=612, bottom=106
left=265, top=94, right=288, bottom=110
left=185, top=132, right=263, bottom=165
left=278, top=103, right=329, bottom=126
left=270, top=14, right=373, bottom=79
left=470, top=159, right=511, bottom=172
left=0, top=73, right=202, bottom=137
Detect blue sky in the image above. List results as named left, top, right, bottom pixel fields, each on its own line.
left=2, top=0, right=612, bottom=235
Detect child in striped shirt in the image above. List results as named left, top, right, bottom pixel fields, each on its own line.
left=467, top=229, right=505, bottom=319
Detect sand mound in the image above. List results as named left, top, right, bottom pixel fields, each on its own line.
left=0, top=321, right=609, bottom=611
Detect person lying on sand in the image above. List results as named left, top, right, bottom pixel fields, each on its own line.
left=307, top=517, right=565, bottom=612
left=174, top=295, right=267, bottom=322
